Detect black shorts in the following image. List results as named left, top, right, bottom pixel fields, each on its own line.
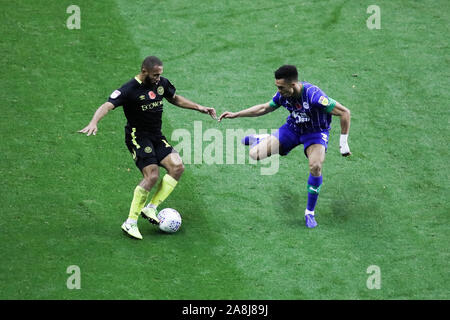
left=125, top=126, right=174, bottom=171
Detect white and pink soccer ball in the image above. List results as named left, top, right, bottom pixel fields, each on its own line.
left=157, top=208, right=182, bottom=233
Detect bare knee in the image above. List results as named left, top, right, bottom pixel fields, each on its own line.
left=147, top=171, right=160, bottom=185
left=309, top=161, right=322, bottom=176
left=169, top=162, right=184, bottom=180
left=249, top=146, right=269, bottom=161
left=249, top=147, right=259, bottom=161
left=142, top=167, right=159, bottom=189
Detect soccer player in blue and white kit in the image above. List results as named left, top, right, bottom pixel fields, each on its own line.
left=219, top=65, right=351, bottom=228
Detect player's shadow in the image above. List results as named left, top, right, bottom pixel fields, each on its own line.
left=328, top=194, right=381, bottom=226
left=278, top=189, right=304, bottom=227
left=330, top=199, right=352, bottom=221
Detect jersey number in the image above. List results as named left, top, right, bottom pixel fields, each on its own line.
left=162, top=139, right=171, bottom=148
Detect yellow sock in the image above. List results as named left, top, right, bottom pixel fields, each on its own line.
left=128, top=185, right=149, bottom=220
left=150, top=174, right=178, bottom=208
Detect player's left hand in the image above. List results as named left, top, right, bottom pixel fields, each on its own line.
left=199, top=106, right=217, bottom=120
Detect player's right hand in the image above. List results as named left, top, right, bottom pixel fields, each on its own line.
left=198, top=106, right=217, bottom=120
left=78, top=123, right=98, bottom=136
left=218, top=111, right=238, bottom=122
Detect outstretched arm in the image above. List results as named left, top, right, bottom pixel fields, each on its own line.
left=166, top=94, right=217, bottom=119
left=78, top=102, right=115, bottom=136
left=331, top=101, right=351, bottom=156
left=218, top=101, right=275, bottom=121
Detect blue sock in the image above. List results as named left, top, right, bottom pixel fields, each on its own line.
left=306, top=174, right=323, bottom=212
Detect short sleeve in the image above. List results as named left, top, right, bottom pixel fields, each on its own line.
left=163, top=79, right=176, bottom=99
left=269, top=92, right=281, bottom=109
left=107, top=84, right=130, bottom=108
left=310, top=87, right=336, bottom=113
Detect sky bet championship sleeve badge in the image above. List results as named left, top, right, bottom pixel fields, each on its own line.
left=110, top=90, right=121, bottom=99
left=318, top=95, right=329, bottom=106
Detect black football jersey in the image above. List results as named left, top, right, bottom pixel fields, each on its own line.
left=108, top=76, right=176, bottom=135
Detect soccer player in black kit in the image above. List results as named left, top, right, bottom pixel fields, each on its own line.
left=79, top=56, right=216, bottom=239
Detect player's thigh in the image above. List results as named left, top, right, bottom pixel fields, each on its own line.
left=155, top=134, right=184, bottom=173
left=152, top=136, right=177, bottom=165
left=141, top=164, right=160, bottom=180
left=160, top=151, right=183, bottom=170
left=250, top=135, right=281, bottom=160
left=273, top=123, right=302, bottom=156
left=306, top=144, right=326, bottom=166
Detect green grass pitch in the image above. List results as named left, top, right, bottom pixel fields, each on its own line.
left=0, top=0, right=448, bottom=300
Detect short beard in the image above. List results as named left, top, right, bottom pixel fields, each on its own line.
left=144, top=76, right=154, bottom=85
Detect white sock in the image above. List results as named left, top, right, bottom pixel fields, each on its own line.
left=305, top=209, right=315, bottom=216
left=126, top=218, right=137, bottom=225
left=340, top=134, right=348, bottom=145
left=146, top=203, right=157, bottom=210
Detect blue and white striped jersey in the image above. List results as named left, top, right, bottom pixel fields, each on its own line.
left=270, top=82, right=337, bottom=134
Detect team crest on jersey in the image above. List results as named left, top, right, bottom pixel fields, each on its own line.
left=148, top=91, right=156, bottom=99
left=303, top=102, right=310, bottom=109
left=318, top=96, right=329, bottom=106
left=110, top=90, right=121, bottom=99
left=157, top=86, right=164, bottom=96
left=144, top=146, right=152, bottom=153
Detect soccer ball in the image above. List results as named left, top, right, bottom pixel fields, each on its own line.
left=157, top=208, right=182, bottom=233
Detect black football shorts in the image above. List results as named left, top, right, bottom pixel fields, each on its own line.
left=124, top=126, right=174, bottom=171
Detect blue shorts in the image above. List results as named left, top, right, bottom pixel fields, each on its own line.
left=273, top=123, right=329, bottom=157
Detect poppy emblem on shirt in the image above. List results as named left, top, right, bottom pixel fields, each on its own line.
left=295, top=103, right=302, bottom=109
left=148, top=91, right=156, bottom=99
